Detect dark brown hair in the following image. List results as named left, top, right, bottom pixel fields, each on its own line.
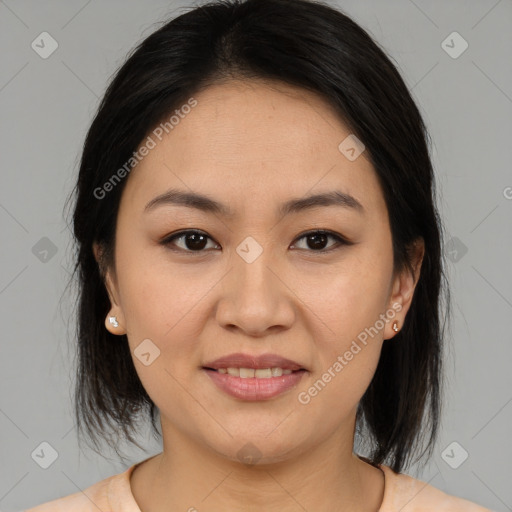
left=65, top=0, right=450, bottom=472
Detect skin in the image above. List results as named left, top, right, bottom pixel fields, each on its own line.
left=94, top=79, right=424, bottom=512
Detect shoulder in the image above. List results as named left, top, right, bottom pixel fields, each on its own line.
left=379, top=464, right=493, bottom=512
left=24, top=466, right=136, bottom=512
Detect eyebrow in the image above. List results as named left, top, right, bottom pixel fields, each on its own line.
left=144, top=187, right=364, bottom=217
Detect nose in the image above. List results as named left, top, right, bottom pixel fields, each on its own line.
left=215, top=241, right=296, bottom=337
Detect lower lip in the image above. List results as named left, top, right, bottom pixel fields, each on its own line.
left=203, top=369, right=306, bottom=401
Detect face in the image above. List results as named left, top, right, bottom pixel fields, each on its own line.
left=95, top=79, right=423, bottom=464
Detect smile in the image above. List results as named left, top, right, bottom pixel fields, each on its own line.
left=202, top=367, right=307, bottom=400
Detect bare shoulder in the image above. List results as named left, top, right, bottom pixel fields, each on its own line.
left=380, top=465, right=493, bottom=511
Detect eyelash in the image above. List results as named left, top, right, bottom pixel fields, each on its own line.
left=160, top=229, right=351, bottom=255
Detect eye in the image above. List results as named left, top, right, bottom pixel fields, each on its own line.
left=290, top=230, right=349, bottom=252
left=161, top=230, right=220, bottom=252
left=161, top=229, right=349, bottom=254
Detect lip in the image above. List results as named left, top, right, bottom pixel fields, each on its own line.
left=203, top=368, right=307, bottom=400
left=202, top=352, right=307, bottom=401
left=202, top=352, right=305, bottom=371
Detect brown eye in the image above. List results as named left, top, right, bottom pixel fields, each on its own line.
left=162, top=230, right=219, bottom=252
left=291, top=230, right=348, bottom=252
left=161, top=229, right=349, bottom=255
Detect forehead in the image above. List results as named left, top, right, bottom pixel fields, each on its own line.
left=120, top=79, right=385, bottom=219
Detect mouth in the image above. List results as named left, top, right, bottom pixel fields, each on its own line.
left=202, top=352, right=306, bottom=372
left=201, top=352, right=308, bottom=400
left=202, top=366, right=307, bottom=401
left=202, top=367, right=306, bottom=378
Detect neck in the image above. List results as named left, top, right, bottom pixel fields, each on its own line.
left=130, top=420, right=385, bottom=512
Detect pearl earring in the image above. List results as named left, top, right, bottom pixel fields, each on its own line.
left=392, top=321, right=399, bottom=333
left=109, top=316, right=119, bottom=328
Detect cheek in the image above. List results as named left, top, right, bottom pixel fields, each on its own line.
left=297, top=255, right=391, bottom=398
left=115, top=262, right=212, bottom=416
left=300, top=255, right=392, bottom=341
left=117, top=237, right=204, bottom=327
left=115, top=252, right=231, bottom=400
left=296, top=269, right=388, bottom=420
left=113, top=246, right=200, bottom=361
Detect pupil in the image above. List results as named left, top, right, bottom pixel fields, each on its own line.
left=187, top=233, right=207, bottom=250
left=308, top=233, right=327, bottom=250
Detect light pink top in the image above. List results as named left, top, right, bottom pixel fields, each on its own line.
left=25, top=457, right=492, bottom=511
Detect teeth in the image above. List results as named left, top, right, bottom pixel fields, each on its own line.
left=217, top=367, right=294, bottom=378
left=240, top=368, right=255, bottom=378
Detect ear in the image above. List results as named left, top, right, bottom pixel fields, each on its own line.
left=93, top=241, right=126, bottom=335
left=384, top=237, right=424, bottom=340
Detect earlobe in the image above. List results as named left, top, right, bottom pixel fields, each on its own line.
left=386, top=238, right=425, bottom=340
left=93, top=241, right=126, bottom=335
left=103, top=278, right=127, bottom=335
left=105, top=312, right=126, bottom=335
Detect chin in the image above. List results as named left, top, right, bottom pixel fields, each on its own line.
left=203, top=430, right=312, bottom=467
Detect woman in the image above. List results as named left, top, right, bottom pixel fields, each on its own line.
left=27, top=0, right=492, bottom=510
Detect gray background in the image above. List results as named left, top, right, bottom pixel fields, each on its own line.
left=0, top=0, right=511, bottom=510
